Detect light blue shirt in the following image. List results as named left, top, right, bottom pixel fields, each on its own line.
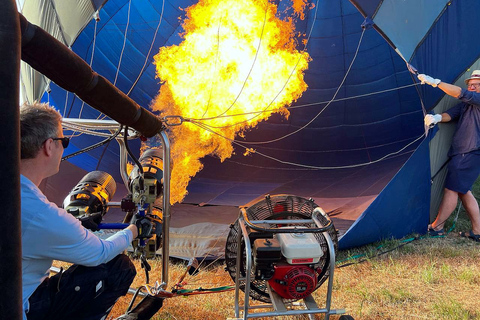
left=21, top=174, right=133, bottom=319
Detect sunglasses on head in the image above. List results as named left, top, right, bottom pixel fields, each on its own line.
left=51, top=137, right=70, bottom=148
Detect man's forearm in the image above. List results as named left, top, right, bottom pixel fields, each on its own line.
left=127, top=224, right=138, bottom=239
left=438, top=82, right=462, bottom=98
left=439, top=112, right=452, bottom=122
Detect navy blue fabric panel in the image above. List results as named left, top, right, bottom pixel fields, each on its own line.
left=410, top=0, right=480, bottom=111
left=339, top=137, right=430, bottom=249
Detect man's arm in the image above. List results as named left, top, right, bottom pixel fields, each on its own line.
left=418, top=74, right=462, bottom=98
left=437, top=82, right=462, bottom=99
left=437, top=112, right=452, bottom=123
left=126, top=224, right=138, bottom=239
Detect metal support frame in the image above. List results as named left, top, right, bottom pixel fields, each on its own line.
left=230, top=210, right=346, bottom=320
left=158, top=130, right=171, bottom=288
left=62, top=118, right=172, bottom=287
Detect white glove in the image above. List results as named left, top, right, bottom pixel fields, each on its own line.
left=418, top=74, right=441, bottom=87
left=424, top=114, right=442, bottom=127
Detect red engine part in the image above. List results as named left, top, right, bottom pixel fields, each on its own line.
left=268, top=263, right=317, bottom=300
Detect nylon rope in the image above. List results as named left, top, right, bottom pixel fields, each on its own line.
left=65, top=14, right=100, bottom=142
left=195, top=26, right=366, bottom=146
left=201, top=15, right=223, bottom=119
left=93, top=0, right=132, bottom=123
left=195, top=0, right=321, bottom=129
left=186, top=25, right=366, bottom=153
left=126, top=0, right=165, bottom=96
left=76, top=14, right=99, bottom=120
left=190, top=83, right=419, bottom=122
left=191, top=119, right=424, bottom=170
left=113, top=0, right=132, bottom=87
left=210, top=1, right=269, bottom=119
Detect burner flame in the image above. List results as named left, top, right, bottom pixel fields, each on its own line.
left=152, top=0, right=311, bottom=204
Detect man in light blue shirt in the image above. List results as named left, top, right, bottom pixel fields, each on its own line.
left=20, top=102, right=142, bottom=320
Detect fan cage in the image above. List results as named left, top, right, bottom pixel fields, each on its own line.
left=225, top=194, right=338, bottom=303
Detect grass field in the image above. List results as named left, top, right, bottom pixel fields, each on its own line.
left=56, top=179, right=480, bottom=319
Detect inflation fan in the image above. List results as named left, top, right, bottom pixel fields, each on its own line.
left=225, top=194, right=354, bottom=319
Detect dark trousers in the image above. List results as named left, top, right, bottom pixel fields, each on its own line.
left=27, top=254, right=136, bottom=320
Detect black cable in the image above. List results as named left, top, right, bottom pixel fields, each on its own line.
left=126, top=286, right=146, bottom=312
left=336, top=236, right=420, bottom=269
left=61, top=125, right=123, bottom=161
left=430, top=157, right=451, bottom=183
left=95, top=140, right=111, bottom=171
left=124, top=126, right=143, bottom=173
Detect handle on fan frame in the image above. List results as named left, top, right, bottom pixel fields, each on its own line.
left=240, top=207, right=333, bottom=233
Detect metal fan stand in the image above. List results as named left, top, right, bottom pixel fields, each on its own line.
left=228, top=208, right=350, bottom=320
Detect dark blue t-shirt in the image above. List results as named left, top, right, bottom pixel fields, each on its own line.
left=445, top=89, right=480, bottom=156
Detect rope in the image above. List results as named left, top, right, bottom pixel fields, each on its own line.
left=191, top=120, right=424, bottom=170
left=201, top=15, right=223, bottom=119
left=210, top=2, right=269, bottom=119
left=126, top=0, right=165, bottom=96
left=113, top=0, right=132, bottom=87
left=69, top=14, right=99, bottom=140
left=173, top=286, right=234, bottom=296
left=78, top=15, right=100, bottom=119
left=61, top=125, right=123, bottom=161
left=189, top=83, right=419, bottom=123
left=196, top=0, right=322, bottom=129
left=195, top=26, right=365, bottom=146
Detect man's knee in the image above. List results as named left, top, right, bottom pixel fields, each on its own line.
left=106, top=254, right=137, bottom=293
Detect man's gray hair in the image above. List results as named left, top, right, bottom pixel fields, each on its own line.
left=20, top=102, right=63, bottom=159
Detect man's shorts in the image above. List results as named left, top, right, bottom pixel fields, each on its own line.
left=445, top=152, right=480, bottom=194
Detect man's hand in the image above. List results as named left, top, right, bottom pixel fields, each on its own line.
left=130, top=214, right=155, bottom=239
left=424, top=114, right=442, bottom=127
left=418, top=74, right=441, bottom=87
left=78, top=212, right=103, bottom=231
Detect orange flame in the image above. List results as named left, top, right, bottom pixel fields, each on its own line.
left=152, top=0, right=310, bottom=204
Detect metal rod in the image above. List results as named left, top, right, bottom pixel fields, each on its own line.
left=63, top=119, right=121, bottom=127
left=241, top=208, right=333, bottom=233
left=238, top=217, right=252, bottom=320
left=312, top=210, right=337, bottom=320
left=159, top=131, right=171, bottom=288
left=116, top=137, right=130, bottom=188
left=250, top=219, right=314, bottom=224
left=240, top=308, right=339, bottom=318
left=106, top=201, right=122, bottom=207
left=128, top=288, right=148, bottom=297
left=234, top=224, right=242, bottom=318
